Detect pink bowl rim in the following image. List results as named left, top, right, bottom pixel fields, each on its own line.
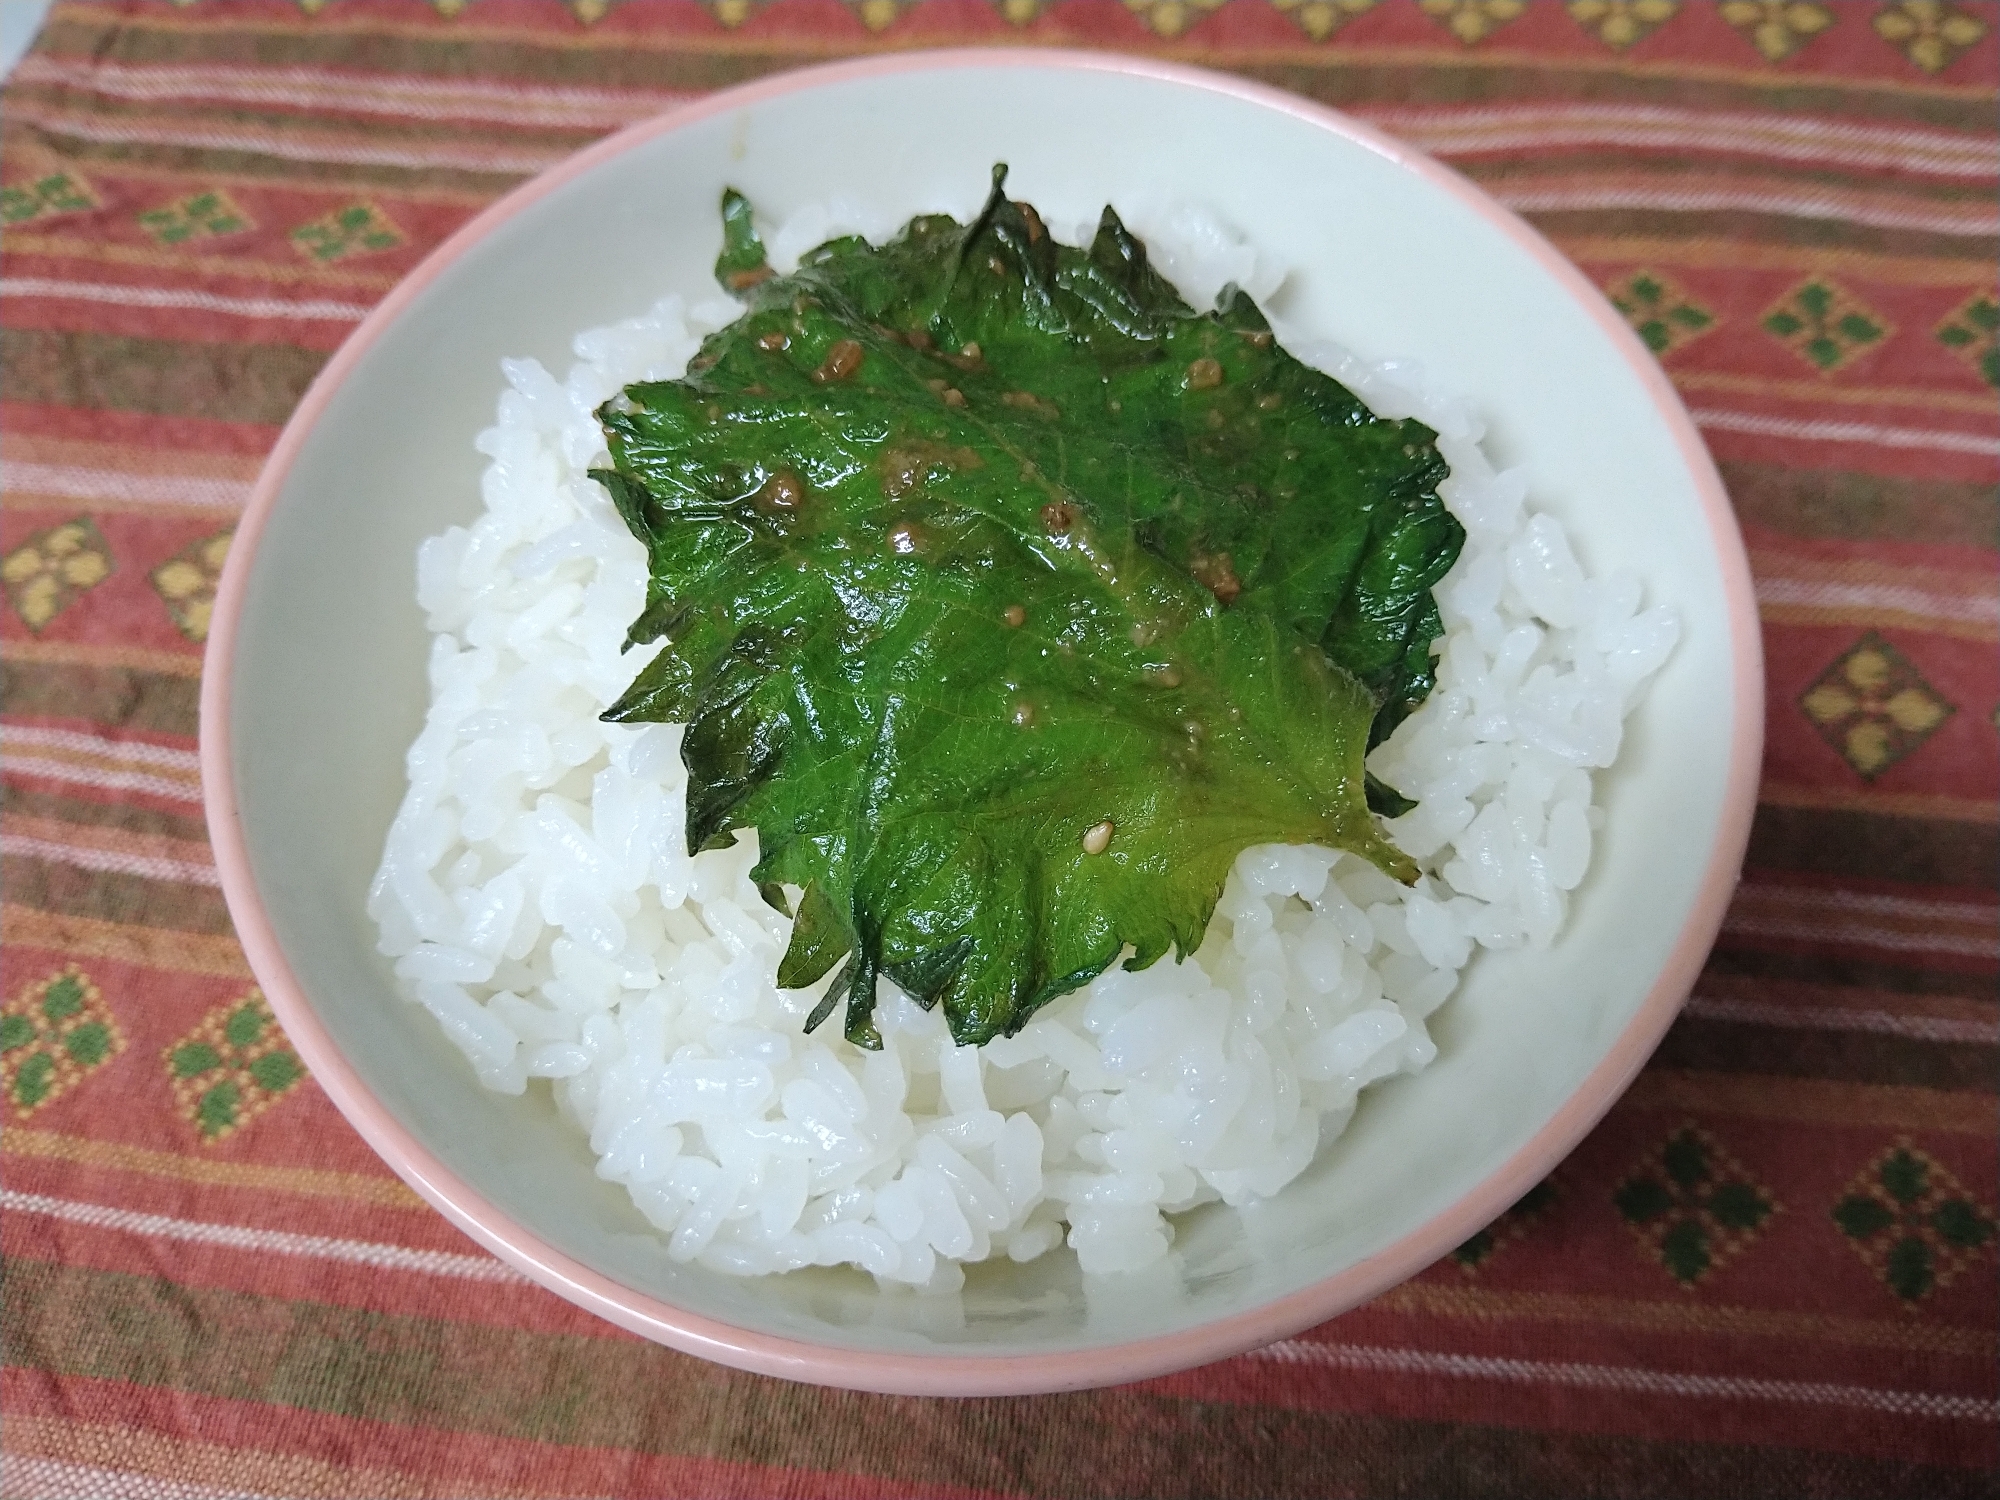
left=201, top=46, right=1763, bottom=1398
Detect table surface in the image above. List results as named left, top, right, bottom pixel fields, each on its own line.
left=2, top=3, right=1995, bottom=1497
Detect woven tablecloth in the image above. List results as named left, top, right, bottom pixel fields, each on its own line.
left=2, top=3, right=1996, bottom=1496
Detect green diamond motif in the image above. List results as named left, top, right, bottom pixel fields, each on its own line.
left=0, top=967, right=125, bottom=1118
left=289, top=202, right=405, bottom=264
left=163, top=990, right=306, bottom=1143
left=1762, top=279, right=1891, bottom=374
left=1935, top=292, right=1998, bottom=389
left=137, top=189, right=253, bottom=246
left=1832, top=1140, right=1996, bottom=1307
left=1608, top=270, right=1715, bottom=358
left=1615, top=1124, right=1777, bottom=1288
left=0, top=172, right=97, bottom=225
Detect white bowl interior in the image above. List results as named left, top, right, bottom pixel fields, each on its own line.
left=225, top=61, right=1738, bottom=1363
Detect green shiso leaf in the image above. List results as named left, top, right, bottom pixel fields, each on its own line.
left=597, top=167, right=1463, bottom=1048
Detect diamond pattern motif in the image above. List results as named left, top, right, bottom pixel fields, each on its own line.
left=1418, top=0, right=1527, bottom=44
left=1934, top=292, right=1999, bottom=389
left=138, top=189, right=253, bottom=246
left=844, top=0, right=913, bottom=27
left=1609, top=269, right=1716, bottom=357
left=1799, top=632, right=1954, bottom=780
left=1271, top=0, right=1378, bottom=41
left=1833, top=1141, right=1996, bottom=1305
left=290, top=203, right=405, bottom=263
left=164, top=991, right=307, bottom=1143
left=1, top=968, right=125, bottom=1120
left=1873, top=0, right=1987, bottom=73
left=1615, top=1125, right=1778, bottom=1287
left=1719, top=0, right=1835, bottom=61
left=1762, top=278, right=1891, bottom=374
left=1122, top=0, right=1226, bottom=35
left=0, top=172, right=97, bottom=225
left=151, top=529, right=235, bottom=642
left=3, top=517, right=114, bottom=633
left=1568, top=0, right=1680, bottom=49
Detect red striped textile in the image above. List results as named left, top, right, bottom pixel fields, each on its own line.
left=3, top=3, right=1995, bottom=1495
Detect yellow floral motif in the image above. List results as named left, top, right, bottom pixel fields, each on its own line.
left=1873, top=0, right=1987, bottom=73
left=2, top=967, right=125, bottom=1121
left=844, top=0, right=911, bottom=28
left=1418, top=0, right=1527, bottom=45
left=433, top=0, right=469, bottom=15
left=706, top=0, right=765, bottom=22
left=1567, top=0, right=1679, bottom=50
left=996, top=0, right=1047, bottom=21
left=570, top=0, right=610, bottom=21
left=1271, top=0, right=1377, bottom=42
left=164, top=991, right=307, bottom=1144
left=1800, top=633, right=1954, bottom=780
left=1718, top=0, right=1834, bottom=62
left=1123, top=0, right=1227, bottom=37
left=151, top=529, right=234, bottom=642
left=2, top=517, right=113, bottom=633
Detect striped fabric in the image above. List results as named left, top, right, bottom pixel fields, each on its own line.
left=1, top=2, right=1994, bottom=1495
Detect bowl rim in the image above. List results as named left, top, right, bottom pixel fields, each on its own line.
left=200, top=46, right=1763, bottom=1397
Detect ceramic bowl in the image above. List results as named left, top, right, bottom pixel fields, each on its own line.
left=202, top=50, right=1761, bottom=1395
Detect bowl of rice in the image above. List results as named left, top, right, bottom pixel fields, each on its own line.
left=202, top=50, right=1761, bottom=1395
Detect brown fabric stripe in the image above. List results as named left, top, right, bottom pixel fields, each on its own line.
left=1756, top=784, right=1997, bottom=826
left=0, top=661, right=202, bottom=737
left=1704, top=945, right=1997, bottom=1002
left=1372, top=1282, right=1995, bottom=1360
left=1554, top=236, right=1999, bottom=287
left=7, top=1258, right=1991, bottom=1500
left=1650, top=1014, right=1996, bottom=1094
left=1721, top=462, right=1999, bottom=549
left=0, top=327, right=326, bottom=426
left=1744, top=805, right=1999, bottom=891
left=1462, top=154, right=2000, bottom=205
left=4, top=784, right=213, bottom=845
left=1, top=85, right=597, bottom=156
left=1, top=855, right=236, bottom=937
left=4, top=101, right=545, bottom=192
left=1519, top=207, right=1997, bottom=262
left=1621, top=1071, right=1995, bottom=1134
left=1, top=904, right=249, bottom=979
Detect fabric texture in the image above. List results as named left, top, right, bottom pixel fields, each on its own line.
left=1, top=2, right=1995, bottom=1495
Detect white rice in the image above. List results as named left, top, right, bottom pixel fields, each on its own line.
left=368, top=207, right=1677, bottom=1287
